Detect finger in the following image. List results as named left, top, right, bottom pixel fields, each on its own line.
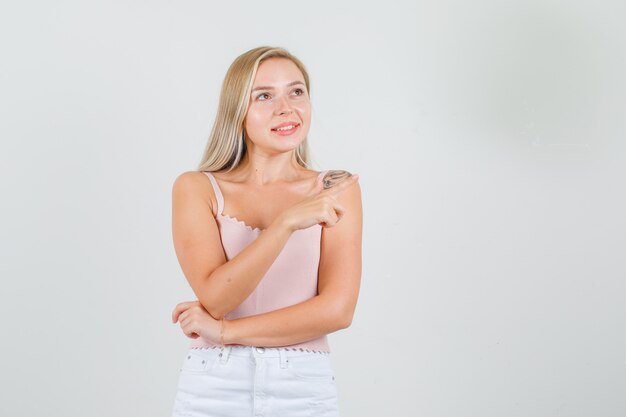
left=320, top=206, right=340, bottom=228
left=181, top=317, right=201, bottom=339
left=325, top=170, right=353, bottom=182
left=333, top=202, right=346, bottom=221
left=322, top=173, right=359, bottom=196
left=172, top=305, right=183, bottom=323
left=178, top=310, right=189, bottom=325
left=328, top=209, right=340, bottom=227
left=172, top=304, right=187, bottom=323
left=180, top=314, right=198, bottom=337
left=179, top=317, right=194, bottom=338
left=172, top=301, right=195, bottom=323
left=323, top=195, right=346, bottom=219
left=323, top=171, right=357, bottom=188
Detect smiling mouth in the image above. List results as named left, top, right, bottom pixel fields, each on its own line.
left=271, top=123, right=300, bottom=135
left=271, top=123, right=300, bottom=132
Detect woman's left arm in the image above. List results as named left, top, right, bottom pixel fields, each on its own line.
left=225, top=181, right=362, bottom=347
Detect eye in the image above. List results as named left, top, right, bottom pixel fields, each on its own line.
left=293, top=88, right=305, bottom=96
left=256, top=93, right=270, bottom=101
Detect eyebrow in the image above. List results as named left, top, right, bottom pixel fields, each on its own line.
left=251, top=80, right=305, bottom=93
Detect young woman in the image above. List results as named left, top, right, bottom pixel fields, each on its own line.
left=169, top=46, right=362, bottom=417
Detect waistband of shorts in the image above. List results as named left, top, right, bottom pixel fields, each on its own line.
left=191, top=345, right=330, bottom=358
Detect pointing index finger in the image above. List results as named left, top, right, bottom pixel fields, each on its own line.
left=321, top=170, right=359, bottom=194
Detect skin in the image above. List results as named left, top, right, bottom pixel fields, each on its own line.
left=171, top=57, right=362, bottom=348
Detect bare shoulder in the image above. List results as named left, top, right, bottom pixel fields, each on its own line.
left=338, top=178, right=362, bottom=206
left=172, top=171, right=214, bottom=213
left=172, top=170, right=211, bottom=192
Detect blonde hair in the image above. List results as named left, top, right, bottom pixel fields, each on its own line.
left=197, top=46, right=313, bottom=172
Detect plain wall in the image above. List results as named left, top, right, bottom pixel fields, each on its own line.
left=1, top=0, right=624, bottom=416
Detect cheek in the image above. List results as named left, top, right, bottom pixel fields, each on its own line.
left=295, top=103, right=311, bottom=121
left=245, top=110, right=268, bottom=133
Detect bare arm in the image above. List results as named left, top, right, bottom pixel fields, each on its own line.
left=224, top=294, right=347, bottom=347
left=172, top=172, right=293, bottom=319
left=223, top=181, right=363, bottom=346
left=203, top=220, right=294, bottom=318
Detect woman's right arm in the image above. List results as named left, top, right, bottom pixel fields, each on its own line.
left=171, top=171, right=294, bottom=320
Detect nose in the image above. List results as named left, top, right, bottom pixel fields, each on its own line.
left=274, top=94, right=293, bottom=115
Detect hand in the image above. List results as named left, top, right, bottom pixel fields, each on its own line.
left=171, top=300, right=223, bottom=343
left=278, top=170, right=359, bottom=232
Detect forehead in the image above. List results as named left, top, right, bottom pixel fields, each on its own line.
left=253, top=58, right=305, bottom=86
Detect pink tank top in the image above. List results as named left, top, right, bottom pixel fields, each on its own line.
left=188, top=170, right=331, bottom=353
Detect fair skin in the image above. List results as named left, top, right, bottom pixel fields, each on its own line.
left=170, top=57, right=362, bottom=347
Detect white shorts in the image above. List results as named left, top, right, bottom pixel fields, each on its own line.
left=171, top=345, right=341, bottom=417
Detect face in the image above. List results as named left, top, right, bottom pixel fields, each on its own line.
left=244, top=57, right=311, bottom=155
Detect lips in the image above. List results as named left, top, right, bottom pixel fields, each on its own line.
left=271, top=122, right=300, bottom=131
left=271, top=123, right=300, bottom=136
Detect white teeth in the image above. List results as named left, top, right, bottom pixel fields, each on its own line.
left=274, top=124, right=297, bottom=131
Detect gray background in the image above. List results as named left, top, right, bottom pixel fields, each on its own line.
left=1, top=0, right=625, bottom=416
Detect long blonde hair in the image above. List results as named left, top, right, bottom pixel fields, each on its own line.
left=197, top=46, right=313, bottom=172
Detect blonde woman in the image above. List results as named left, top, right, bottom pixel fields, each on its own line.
left=170, top=46, right=362, bottom=417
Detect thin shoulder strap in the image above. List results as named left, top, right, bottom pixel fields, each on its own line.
left=203, top=171, right=224, bottom=216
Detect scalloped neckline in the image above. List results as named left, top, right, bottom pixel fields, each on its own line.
left=217, top=212, right=264, bottom=233
left=210, top=170, right=328, bottom=233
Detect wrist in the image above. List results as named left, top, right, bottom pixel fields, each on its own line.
left=222, top=319, right=239, bottom=345
left=271, top=214, right=294, bottom=234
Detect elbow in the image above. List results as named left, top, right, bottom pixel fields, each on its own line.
left=197, top=294, right=227, bottom=320
left=321, top=295, right=353, bottom=330
left=336, top=308, right=354, bottom=329
left=339, top=315, right=353, bottom=329
left=209, top=310, right=226, bottom=320
left=197, top=273, right=231, bottom=320
left=205, top=301, right=228, bottom=320
left=206, top=305, right=224, bottom=320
